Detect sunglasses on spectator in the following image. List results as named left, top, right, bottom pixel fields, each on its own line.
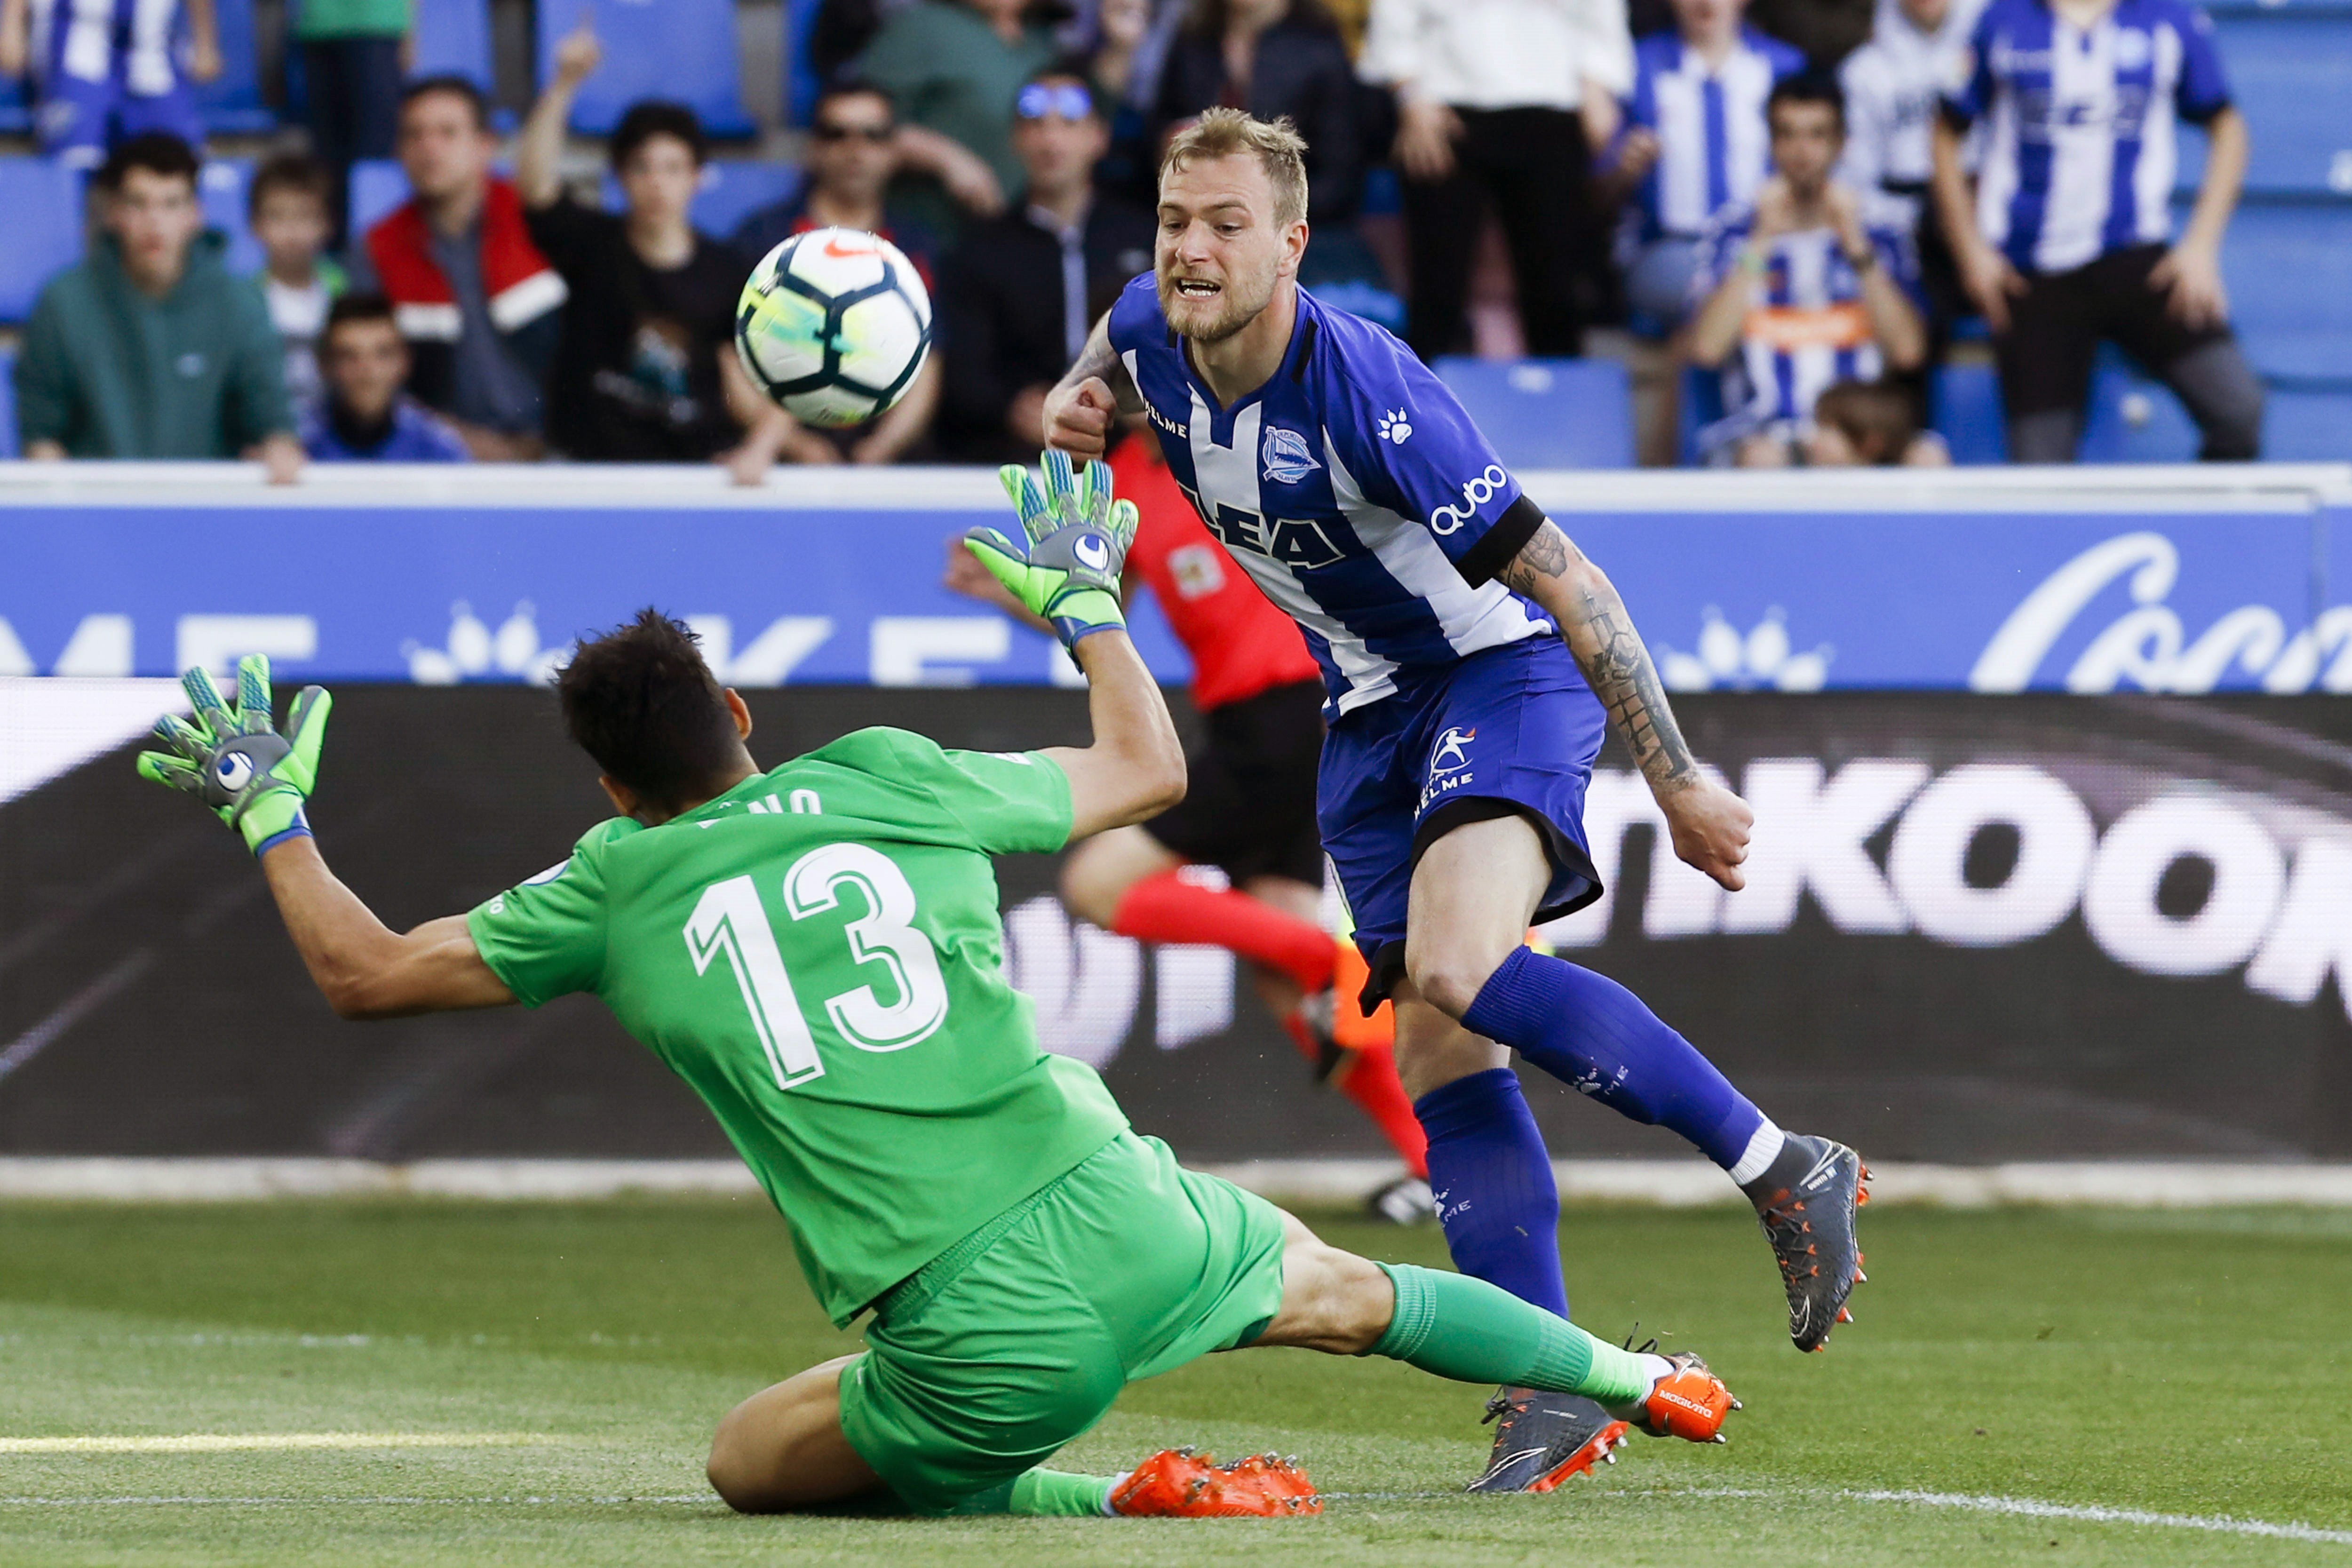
left=1016, top=82, right=1094, bottom=122
left=813, top=121, right=893, bottom=143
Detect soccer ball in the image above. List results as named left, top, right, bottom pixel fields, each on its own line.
left=734, top=228, right=932, bottom=428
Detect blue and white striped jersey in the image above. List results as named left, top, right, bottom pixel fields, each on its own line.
left=1626, top=27, right=1808, bottom=240
left=1943, top=0, right=2231, bottom=275
left=1107, top=276, right=1553, bottom=718
left=1692, top=212, right=1923, bottom=432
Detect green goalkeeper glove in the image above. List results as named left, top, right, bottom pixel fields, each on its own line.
left=965, top=449, right=1141, bottom=651
left=136, top=654, right=332, bottom=856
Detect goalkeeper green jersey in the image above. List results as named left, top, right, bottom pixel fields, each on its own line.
left=466, top=728, right=1129, bottom=1326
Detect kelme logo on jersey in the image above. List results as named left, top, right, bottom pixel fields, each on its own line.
left=1377, top=408, right=1412, bottom=445
left=1261, top=425, right=1322, bottom=485
left=1428, top=465, right=1510, bottom=536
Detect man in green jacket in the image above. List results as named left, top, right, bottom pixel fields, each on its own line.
left=15, top=133, right=302, bottom=481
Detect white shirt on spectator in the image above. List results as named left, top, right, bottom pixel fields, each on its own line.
left=1838, top=0, right=1987, bottom=231
left=1360, top=0, right=1635, bottom=110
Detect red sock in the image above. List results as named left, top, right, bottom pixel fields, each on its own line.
left=1335, top=1043, right=1430, bottom=1179
left=1109, top=870, right=1336, bottom=995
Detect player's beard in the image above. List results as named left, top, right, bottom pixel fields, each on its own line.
left=1158, top=260, right=1276, bottom=346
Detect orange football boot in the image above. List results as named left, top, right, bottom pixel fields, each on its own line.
left=1110, top=1449, right=1323, bottom=1518
left=1629, top=1353, right=1742, bottom=1444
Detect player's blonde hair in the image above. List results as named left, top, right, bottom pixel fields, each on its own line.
left=1160, top=108, right=1310, bottom=230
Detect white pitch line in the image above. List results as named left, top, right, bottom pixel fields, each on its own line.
left=0, top=1495, right=712, bottom=1507
left=1846, top=1488, right=2352, bottom=1547
left=0, top=1433, right=573, bottom=1454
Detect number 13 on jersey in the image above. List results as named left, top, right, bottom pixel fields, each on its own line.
left=683, top=844, right=951, bottom=1091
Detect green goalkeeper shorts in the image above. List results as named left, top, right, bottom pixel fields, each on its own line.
left=836, top=1130, right=1289, bottom=1514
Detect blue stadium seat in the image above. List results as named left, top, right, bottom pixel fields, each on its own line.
left=1932, top=361, right=2008, bottom=464
left=1435, top=357, right=1635, bottom=469
left=0, top=158, right=86, bottom=324
left=0, top=72, right=29, bottom=135
left=199, top=157, right=263, bottom=276
left=347, top=159, right=410, bottom=237
left=537, top=0, right=755, bottom=140
left=0, top=343, right=18, bottom=460
left=2261, top=386, right=2352, bottom=459
left=191, top=0, right=274, bottom=134
left=2077, top=350, right=2202, bottom=462
left=2238, top=328, right=2352, bottom=387
left=411, top=0, right=494, bottom=90
left=2217, top=199, right=2352, bottom=337
left=785, top=0, right=824, bottom=127
left=601, top=160, right=803, bottom=239
left=2175, top=14, right=2352, bottom=196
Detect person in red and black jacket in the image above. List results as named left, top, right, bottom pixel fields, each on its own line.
left=358, top=75, right=566, bottom=461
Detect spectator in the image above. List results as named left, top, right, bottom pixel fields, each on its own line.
left=1153, top=0, right=1363, bottom=223
left=860, top=0, right=1059, bottom=238
left=0, top=0, right=218, bottom=168
left=14, top=133, right=300, bottom=480
left=1360, top=0, right=1633, bottom=360
left=1804, top=377, right=1947, bottom=465
left=1839, top=0, right=1984, bottom=337
left=362, top=75, right=566, bottom=461
left=300, top=293, right=469, bottom=461
left=248, top=153, right=349, bottom=414
left=936, top=65, right=1154, bottom=463
left=1933, top=0, right=2262, bottom=461
left=294, top=0, right=411, bottom=245
left=1613, top=0, right=1804, bottom=330
left=1686, top=75, right=1925, bottom=466
left=732, top=82, right=939, bottom=285
left=517, top=33, right=781, bottom=475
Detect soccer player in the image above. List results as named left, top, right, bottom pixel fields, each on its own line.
left=946, top=428, right=1435, bottom=1221
left=1040, top=109, right=1868, bottom=1491
left=135, top=457, right=1743, bottom=1520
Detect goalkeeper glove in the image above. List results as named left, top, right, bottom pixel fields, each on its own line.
left=136, top=654, right=332, bottom=856
left=964, top=448, right=1141, bottom=651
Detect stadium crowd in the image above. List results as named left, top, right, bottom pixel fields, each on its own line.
left=0, top=0, right=2268, bottom=476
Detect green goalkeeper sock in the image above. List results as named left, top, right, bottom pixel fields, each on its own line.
left=1009, top=1468, right=1118, bottom=1517
left=1367, top=1261, right=1653, bottom=1407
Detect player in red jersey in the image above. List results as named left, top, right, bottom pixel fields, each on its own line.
left=948, top=429, right=1431, bottom=1219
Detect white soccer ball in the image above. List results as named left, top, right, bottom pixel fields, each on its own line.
left=734, top=228, right=932, bottom=428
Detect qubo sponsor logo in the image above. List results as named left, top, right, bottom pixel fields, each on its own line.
left=1427, top=465, right=1508, bottom=537
left=1540, top=758, right=2352, bottom=1023
left=1971, top=532, right=2352, bottom=694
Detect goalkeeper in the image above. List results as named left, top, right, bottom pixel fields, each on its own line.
left=138, top=454, right=1742, bottom=1520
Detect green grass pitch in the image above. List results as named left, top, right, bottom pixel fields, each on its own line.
left=2, top=1197, right=2349, bottom=1566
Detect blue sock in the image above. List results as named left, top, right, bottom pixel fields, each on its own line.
left=1461, top=947, right=1769, bottom=1173
left=1412, top=1068, right=1569, bottom=1319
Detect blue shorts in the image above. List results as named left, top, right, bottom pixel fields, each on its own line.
left=1318, top=637, right=1608, bottom=1009
left=38, top=73, right=201, bottom=163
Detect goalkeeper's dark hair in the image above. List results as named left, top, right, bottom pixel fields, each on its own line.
left=556, top=610, right=745, bottom=811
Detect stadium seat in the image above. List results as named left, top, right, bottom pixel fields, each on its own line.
left=0, top=158, right=86, bottom=325
left=0, top=72, right=29, bottom=135
left=2261, top=386, right=2352, bottom=459
left=1435, top=357, right=1635, bottom=469
left=1931, top=361, right=2008, bottom=464
left=784, top=0, right=824, bottom=127
left=2076, top=350, right=2202, bottom=463
left=199, top=158, right=263, bottom=276
left=2217, top=199, right=2352, bottom=338
left=0, top=343, right=17, bottom=460
left=601, top=160, right=803, bottom=240
left=536, top=0, right=755, bottom=140
left=2175, top=14, right=2352, bottom=196
left=2237, top=328, right=2352, bottom=388
left=411, top=0, right=495, bottom=90
left=190, top=0, right=274, bottom=134
left=347, top=159, right=411, bottom=238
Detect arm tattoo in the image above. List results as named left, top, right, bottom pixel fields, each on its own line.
left=1061, top=313, right=1144, bottom=414
left=1505, top=523, right=1700, bottom=791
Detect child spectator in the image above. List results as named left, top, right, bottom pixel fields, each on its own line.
left=294, top=0, right=411, bottom=245
left=1686, top=75, right=1926, bottom=465
left=1804, top=376, right=1948, bottom=464
left=1613, top=0, right=1804, bottom=329
left=248, top=154, right=348, bottom=414
left=0, top=0, right=219, bottom=168
left=1933, top=0, right=2262, bottom=461
left=732, top=82, right=939, bottom=286
left=15, top=132, right=300, bottom=480
left=519, top=31, right=850, bottom=478
left=301, top=293, right=469, bottom=461
left=1838, top=0, right=1984, bottom=335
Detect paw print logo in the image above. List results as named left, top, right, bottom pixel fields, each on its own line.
left=402, top=601, right=569, bottom=685
left=1376, top=408, right=1412, bottom=445
left=1657, top=607, right=1832, bottom=692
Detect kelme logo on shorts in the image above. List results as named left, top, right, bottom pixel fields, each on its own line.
left=1428, top=465, right=1509, bottom=536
